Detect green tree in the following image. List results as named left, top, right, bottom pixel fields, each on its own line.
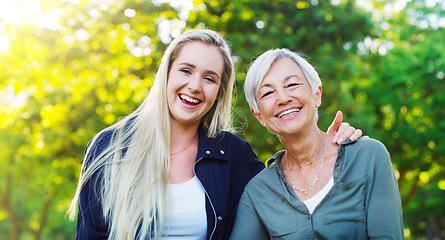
left=0, top=1, right=172, bottom=238
left=1, top=0, right=444, bottom=239
left=345, top=0, right=445, bottom=237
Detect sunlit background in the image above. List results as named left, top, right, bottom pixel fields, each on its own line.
left=1, top=0, right=444, bottom=239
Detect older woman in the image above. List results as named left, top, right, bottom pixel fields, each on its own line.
left=230, top=49, right=404, bottom=239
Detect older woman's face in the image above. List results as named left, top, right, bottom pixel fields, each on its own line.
left=253, top=58, right=321, bottom=136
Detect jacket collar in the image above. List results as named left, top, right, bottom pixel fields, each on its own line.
left=267, top=150, right=285, bottom=167
left=196, top=125, right=231, bottom=162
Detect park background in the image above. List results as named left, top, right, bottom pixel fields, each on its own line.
left=0, top=0, right=444, bottom=239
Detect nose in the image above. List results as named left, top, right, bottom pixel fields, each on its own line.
left=276, top=89, right=291, bottom=105
left=187, top=75, right=202, bottom=92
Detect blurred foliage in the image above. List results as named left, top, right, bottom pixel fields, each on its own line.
left=0, top=0, right=444, bottom=239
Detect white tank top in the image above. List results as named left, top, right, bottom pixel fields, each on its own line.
left=160, top=176, right=207, bottom=239
left=302, top=176, right=334, bottom=214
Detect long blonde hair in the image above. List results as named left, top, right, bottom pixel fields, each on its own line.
left=68, top=29, right=235, bottom=239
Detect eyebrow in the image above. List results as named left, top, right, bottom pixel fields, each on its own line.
left=259, top=74, right=301, bottom=89
left=285, top=75, right=301, bottom=81
left=179, top=62, right=220, bottom=79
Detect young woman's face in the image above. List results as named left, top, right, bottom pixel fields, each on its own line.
left=253, top=58, right=321, bottom=137
left=167, top=41, right=224, bottom=129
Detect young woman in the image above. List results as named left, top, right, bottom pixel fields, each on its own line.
left=68, top=30, right=362, bottom=240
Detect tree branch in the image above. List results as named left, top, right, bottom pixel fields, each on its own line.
left=36, top=191, right=56, bottom=240
left=204, top=1, right=227, bottom=17
left=401, top=174, right=419, bottom=208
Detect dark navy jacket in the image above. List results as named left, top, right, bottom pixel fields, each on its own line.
left=76, top=126, right=265, bottom=240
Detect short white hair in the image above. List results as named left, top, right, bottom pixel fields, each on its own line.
left=244, top=48, right=322, bottom=113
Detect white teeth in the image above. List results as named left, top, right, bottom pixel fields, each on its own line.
left=180, top=94, right=200, bottom=104
left=278, top=108, right=300, bottom=118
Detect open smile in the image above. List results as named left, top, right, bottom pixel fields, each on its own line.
left=179, top=93, right=202, bottom=106
left=276, top=108, right=301, bottom=118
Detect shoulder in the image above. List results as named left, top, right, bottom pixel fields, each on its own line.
left=247, top=167, right=275, bottom=186
left=212, top=130, right=264, bottom=170
left=244, top=152, right=283, bottom=192
left=241, top=165, right=279, bottom=201
left=344, top=137, right=389, bottom=157
left=340, top=138, right=392, bottom=172
left=218, top=130, right=252, bottom=146
left=91, top=128, right=115, bottom=149
left=351, top=137, right=387, bottom=149
left=212, top=130, right=257, bottom=155
left=83, top=127, right=116, bottom=169
left=199, top=128, right=261, bottom=163
left=87, top=128, right=115, bottom=153
left=88, top=116, right=136, bottom=155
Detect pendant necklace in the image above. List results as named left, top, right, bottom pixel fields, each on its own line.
left=170, top=135, right=198, bottom=160
left=285, top=132, right=327, bottom=194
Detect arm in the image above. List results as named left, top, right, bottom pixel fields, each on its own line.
left=76, top=131, right=113, bottom=240
left=366, top=141, right=404, bottom=239
left=327, top=111, right=363, bottom=144
left=76, top=177, right=109, bottom=240
left=223, top=136, right=265, bottom=239
left=230, top=191, right=269, bottom=240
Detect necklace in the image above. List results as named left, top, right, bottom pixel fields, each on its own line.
left=285, top=132, right=327, bottom=194
left=170, top=135, right=198, bottom=160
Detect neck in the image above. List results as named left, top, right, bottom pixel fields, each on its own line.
left=279, top=126, right=325, bottom=167
left=170, top=120, right=200, bottom=153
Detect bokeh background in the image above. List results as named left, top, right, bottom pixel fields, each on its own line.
left=0, top=0, right=444, bottom=239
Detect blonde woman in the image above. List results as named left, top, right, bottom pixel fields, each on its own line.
left=68, top=30, right=361, bottom=240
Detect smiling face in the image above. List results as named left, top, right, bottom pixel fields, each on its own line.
left=167, top=41, right=224, bottom=129
left=253, top=57, right=322, bottom=137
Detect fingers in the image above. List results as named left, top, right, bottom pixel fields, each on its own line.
left=327, top=111, right=343, bottom=134
left=327, top=111, right=364, bottom=144
left=332, top=122, right=352, bottom=144
left=349, top=129, right=363, bottom=141
left=333, top=125, right=365, bottom=144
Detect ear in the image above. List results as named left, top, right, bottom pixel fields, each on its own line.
left=315, top=86, right=322, bottom=107
left=251, top=108, right=266, bottom=126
